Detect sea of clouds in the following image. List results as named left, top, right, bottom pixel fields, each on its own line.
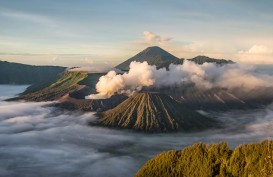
left=0, top=85, right=272, bottom=177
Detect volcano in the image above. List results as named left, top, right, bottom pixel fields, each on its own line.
left=115, top=46, right=182, bottom=70
left=94, top=92, right=217, bottom=132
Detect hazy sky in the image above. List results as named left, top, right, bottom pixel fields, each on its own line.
left=0, top=0, right=273, bottom=66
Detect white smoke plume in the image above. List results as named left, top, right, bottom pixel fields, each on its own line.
left=86, top=61, right=273, bottom=99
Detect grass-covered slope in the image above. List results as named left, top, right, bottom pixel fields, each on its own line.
left=95, top=92, right=217, bottom=132
left=10, top=71, right=88, bottom=101
left=0, top=60, right=65, bottom=84
left=135, top=141, right=273, bottom=177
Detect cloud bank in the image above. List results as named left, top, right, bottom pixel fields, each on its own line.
left=0, top=85, right=273, bottom=177
left=143, top=31, right=172, bottom=45
left=238, top=45, right=273, bottom=64
left=87, top=61, right=273, bottom=99
left=239, top=45, right=273, bottom=55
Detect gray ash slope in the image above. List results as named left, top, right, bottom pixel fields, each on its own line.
left=94, top=92, right=218, bottom=132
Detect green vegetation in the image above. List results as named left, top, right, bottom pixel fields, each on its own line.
left=135, top=140, right=273, bottom=177
left=95, top=92, right=217, bottom=132
left=0, top=60, right=65, bottom=84
left=10, top=71, right=88, bottom=101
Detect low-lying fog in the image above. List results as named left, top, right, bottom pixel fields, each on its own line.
left=0, top=85, right=272, bottom=177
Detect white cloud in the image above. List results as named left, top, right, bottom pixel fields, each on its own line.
left=239, top=45, right=273, bottom=55
left=84, top=57, right=94, bottom=64
left=237, top=45, right=273, bottom=64
left=143, top=31, right=172, bottom=45
left=50, top=56, right=58, bottom=64
left=129, top=31, right=203, bottom=59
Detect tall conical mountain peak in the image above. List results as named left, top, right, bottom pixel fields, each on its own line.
left=115, top=46, right=182, bottom=70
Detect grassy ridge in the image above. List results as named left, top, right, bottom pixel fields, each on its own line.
left=135, top=140, right=273, bottom=177
left=11, top=71, right=88, bottom=101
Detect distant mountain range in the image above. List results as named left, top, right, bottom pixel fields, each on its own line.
left=0, top=60, right=65, bottom=84
left=116, top=46, right=233, bottom=70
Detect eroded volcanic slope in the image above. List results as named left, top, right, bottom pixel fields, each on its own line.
left=94, top=92, right=217, bottom=132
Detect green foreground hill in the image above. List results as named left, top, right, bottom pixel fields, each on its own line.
left=135, top=140, right=273, bottom=177
left=95, top=92, right=217, bottom=132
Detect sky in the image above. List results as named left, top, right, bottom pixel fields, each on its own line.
left=0, top=0, right=273, bottom=67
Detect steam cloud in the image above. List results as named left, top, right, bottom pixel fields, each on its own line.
left=86, top=61, right=273, bottom=99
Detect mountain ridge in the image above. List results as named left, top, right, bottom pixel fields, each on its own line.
left=188, top=55, right=234, bottom=64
